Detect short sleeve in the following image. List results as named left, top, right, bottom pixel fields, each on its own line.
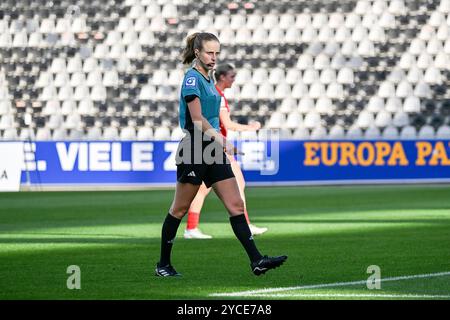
left=181, top=74, right=201, bottom=98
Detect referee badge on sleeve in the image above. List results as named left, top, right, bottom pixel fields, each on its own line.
left=185, top=77, right=196, bottom=87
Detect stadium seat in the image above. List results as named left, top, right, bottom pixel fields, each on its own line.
left=231, top=14, right=246, bottom=30
left=375, top=108, right=392, bottom=127
left=309, top=82, right=326, bottom=99
left=356, top=111, right=374, bottom=129
left=139, top=84, right=157, bottom=100
left=268, top=27, right=284, bottom=44
left=304, top=111, right=321, bottom=129
left=345, top=12, right=361, bottom=28
left=324, top=41, right=339, bottom=57
left=58, top=86, right=73, bottom=101
left=303, top=68, right=319, bottom=85
left=36, top=127, right=52, bottom=140
left=439, top=0, right=450, bottom=13
left=2, top=128, right=18, bottom=140
left=388, top=68, right=406, bottom=84
left=341, top=39, right=357, bottom=56
left=240, top=83, right=258, bottom=100
left=384, top=97, right=401, bottom=113
left=47, top=114, right=63, bottom=130
left=85, top=125, right=101, bottom=140
left=436, top=125, right=450, bottom=139
left=318, top=26, right=333, bottom=43
left=298, top=97, right=314, bottom=114
left=423, top=66, right=443, bottom=84
left=279, top=98, right=296, bottom=114
left=418, top=125, right=435, bottom=139
left=42, top=100, right=60, bottom=116
left=257, top=83, right=274, bottom=100
left=274, top=83, right=292, bottom=100
left=320, top=68, right=336, bottom=85
left=251, top=68, right=269, bottom=85
left=247, top=14, right=262, bottom=30
left=310, top=126, right=327, bottom=140
left=0, top=101, right=11, bottom=116
left=54, top=73, right=70, bottom=88
left=19, top=128, right=36, bottom=141
left=268, top=67, right=285, bottom=85
left=214, top=15, right=229, bottom=30
left=120, top=125, right=137, bottom=141
left=396, top=81, right=414, bottom=98
left=296, top=54, right=313, bottom=70
left=429, top=10, right=445, bottom=27
left=315, top=97, right=333, bottom=115
left=145, top=2, right=161, bottom=18
left=154, top=126, right=171, bottom=140
left=364, top=126, right=381, bottom=140
left=367, top=96, right=384, bottom=113
left=328, top=124, right=345, bottom=140
left=326, top=83, right=344, bottom=100
left=414, top=81, right=432, bottom=98
left=226, top=130, right=239, bottom=141
left=378, top=82, right=396, bottom=98
left=337, top=67, right=354, bottom=84
left=52, top=128, right=67, bottom=140
left=407, top=67, right=423, bottom=84
left=136, top=126, right=153, bottom=141
left=392, top=111, right=410, bottom=127
left=0, top=0, right=444, bottom=143
left=346, top=126, right=364, bottom=140
left=434, top=52, right=449, bottom=69
left=403, top=96, right=421, bottom=113
left=285, top=27, right=300, bottom=44
left=279, top=14, right=295, bottom=30
left=170, top=127, right=185, bottom=141
left=103, top=126, right=119, bottom=141
left=426, top=38, right=443, bottom=55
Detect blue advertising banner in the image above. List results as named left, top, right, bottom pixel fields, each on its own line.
left=12, top=140, right=450, bottom=187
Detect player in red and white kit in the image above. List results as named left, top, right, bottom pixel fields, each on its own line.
left=184, top=64, right=268, bottom=239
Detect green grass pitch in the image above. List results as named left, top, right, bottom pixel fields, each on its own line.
left=0, top=185, right=449, bottom=300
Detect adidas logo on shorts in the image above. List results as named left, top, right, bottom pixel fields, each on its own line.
left=187, top=171, right=196, bottom=177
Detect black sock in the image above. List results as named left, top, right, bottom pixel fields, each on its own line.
left=159, top=213, right=181, bottom=266
left=229, top=214, right=263, bottom=263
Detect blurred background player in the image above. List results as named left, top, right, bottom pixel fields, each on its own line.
left=184, top=63, right=268, bottom=239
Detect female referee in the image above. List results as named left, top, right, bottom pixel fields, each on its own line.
left=184, top=63, right=268, bottom=239
left=155, top=32, right=287, bottom=277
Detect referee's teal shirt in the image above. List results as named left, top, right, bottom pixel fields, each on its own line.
left=179, top=68, right=221, bottom=132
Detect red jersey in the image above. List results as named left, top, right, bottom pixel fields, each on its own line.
left=215, top=86, right=230, bottom=137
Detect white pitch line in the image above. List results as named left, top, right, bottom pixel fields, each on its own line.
left=210, top=271, right=450, bottom=297
left=241, top=293, right=450, bottom=299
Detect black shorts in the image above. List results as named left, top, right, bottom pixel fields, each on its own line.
left=175, top=133, right=235, bottom=188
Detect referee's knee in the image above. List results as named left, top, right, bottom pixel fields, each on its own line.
left=228, top=198, right=245, bottom=215
left=170, top=206, right=189, bottom=219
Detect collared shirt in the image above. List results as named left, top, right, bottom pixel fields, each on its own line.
left=215, top=86, right=230, bottom=137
